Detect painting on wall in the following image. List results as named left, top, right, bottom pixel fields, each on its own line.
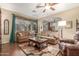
left=76, top=19, right=79, bottom=31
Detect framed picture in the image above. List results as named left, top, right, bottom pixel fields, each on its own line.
left=65, top=21, right=72, bottom=29
left=76, top=19, right=79, bottom=31
left=4, top=19, right=9, bottom=35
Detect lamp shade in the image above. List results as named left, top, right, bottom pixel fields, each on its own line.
left=58, top=20, right=66, bottom=27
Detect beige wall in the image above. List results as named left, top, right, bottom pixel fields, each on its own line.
left=40, top=7, right=79, bottom=39
left=38, top=15, right=60, bottom=37
left=1, top=8, right=37, bottom=44
left=53, top=7, right=79, bottom=39
left=1, top=8, right=12, bottom=44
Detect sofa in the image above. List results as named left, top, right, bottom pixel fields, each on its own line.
left=59, top=39, right=79, bottom=56
left=39, top=31, right=59, bottom=45
left=59, top=31, right=79, bottom=56
left=16, top=31, right=30, bottom=43
left=65, top=44, right=79, bottom=56
left=47, top=36, right=59, bottom=45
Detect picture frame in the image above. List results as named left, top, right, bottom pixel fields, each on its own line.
left=65, top=21, right=72, bottom=29
left=76, top=19, right=79, bottom=31
left=4, top=19, right=9, bottom=35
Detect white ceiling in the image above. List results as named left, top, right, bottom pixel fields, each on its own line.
left=0, top=3, right=79, bottom=19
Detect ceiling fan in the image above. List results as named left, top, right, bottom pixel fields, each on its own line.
left=32, top=3, right=57, bottom=13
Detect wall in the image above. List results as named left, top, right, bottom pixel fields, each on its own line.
left=40, top=7, right=79, bottom=39
left=1, top=8, right=37, bottom=44
left=38, top=16, right=61, bottom=37
left=1, top=8, right=12, bottom=44
left=1, top=6, right=79, bottom=44
left=53, top=7, right=79, bottom=39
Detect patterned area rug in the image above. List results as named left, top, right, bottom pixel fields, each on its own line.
left=18, top=43, right=60, bottom=56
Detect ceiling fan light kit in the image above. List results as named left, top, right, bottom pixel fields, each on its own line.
left=45, top=6, right=50, bottom=9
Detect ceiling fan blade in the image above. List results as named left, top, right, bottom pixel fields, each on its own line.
left=36, top=6, right=44, bottom=8
left=49, top=3, right=57, bottom=6
left=50, top=7, right=55, bottom=10
left=36, top=3, right=47, bottom=8
left=43, top=9, right=46, bottom=12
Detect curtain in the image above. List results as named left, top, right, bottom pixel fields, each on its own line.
left=10, top=14, right=16, bottom=44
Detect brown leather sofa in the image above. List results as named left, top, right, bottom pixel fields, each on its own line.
left=59, top=31, right=79, bottom=56
left=59, top=39, right=79, bottom=56
left=16, top=31, right=30, bottom=43
left=47, top=36, right=59, bottom=45
left=65, top=45, right=79, bottom=56
left=39, top=31, right=59, bottom=45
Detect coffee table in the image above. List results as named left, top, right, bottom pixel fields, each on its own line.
left=28, top=37, right=48, bottom=51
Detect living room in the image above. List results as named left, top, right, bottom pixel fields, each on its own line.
left=0, top=3, right=79, bottom=56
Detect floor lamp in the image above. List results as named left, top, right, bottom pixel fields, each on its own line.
left=58, top=20, right=66, bottom=39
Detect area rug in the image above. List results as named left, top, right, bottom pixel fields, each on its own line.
left=18, top=43, right=60, bottom=56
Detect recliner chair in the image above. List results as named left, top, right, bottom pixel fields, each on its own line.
left=59, top=31, right=79, bottom=56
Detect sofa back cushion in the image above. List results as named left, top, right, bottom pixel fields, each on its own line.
left=60, top=39, right=76, bottom=44
left=16, top=31, right=30, bottom=38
